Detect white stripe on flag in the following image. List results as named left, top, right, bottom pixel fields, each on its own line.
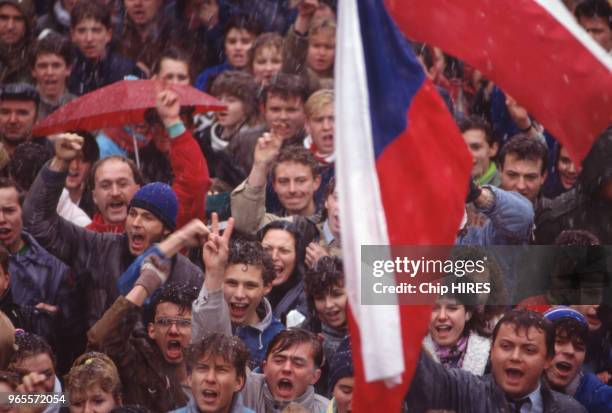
left=534, top=0, right=612, bottom=70
left=335, top=0, right=404, bottom=385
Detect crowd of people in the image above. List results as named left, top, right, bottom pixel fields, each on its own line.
left=0, top=0, right=610, bottom=412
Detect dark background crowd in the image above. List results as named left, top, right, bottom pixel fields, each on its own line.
left=0, top=0, right=610, bottom=412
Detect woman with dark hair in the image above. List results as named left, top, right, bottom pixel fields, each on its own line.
left=423, top=294, right=492, bottom=375
left=258, top=219, right=317, bottom=325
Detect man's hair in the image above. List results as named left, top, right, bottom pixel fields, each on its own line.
left=8, top=142, right=53, bottom=193
left=262, top=73, right=309, bottom=106
left=66, top=352, right=121, bottom=400
left=70, top=0, right=112, bottom=29
left=71, top=130, right=100, bottom=164
left=144, top=282, right=199, bottom=325
left=553, top=318, right=589, bottom=348
left=0, top=176, right=24, bottom=207
left=499, top=134, right=548, bottom=174
left=210, top=71, right=260, bottom=124
left=186, top=333, right=249, bottom=385
left=309, top=16, right=336, bottom=38
left=31, top=32, right=74, bottom=68
left=575, top=0, right=612, bottom=29
left=89, top=155, right=144, bottom=189
left=271, top=146, right=319, bottom=182
left=248, top=32, right=284, bottom=70
left=9, top=332, right=56, bottom=368
left=458, top=115, right=496, bottom=147
left=228, top=239, right=276, bottom=286
left=265, top=328, right=324, bottom=369
left=491, top=309, right=554, bottom=357
left=222, top=14, right=262, bottom=38
left=305, top=256, right=344, bottom=300
left=305, top=89, right=333, bottom=119
left=152, top=46, right=193, bottom=80
left=0, top=83, right=39, bottom=106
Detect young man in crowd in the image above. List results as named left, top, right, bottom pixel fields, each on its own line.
left=89, top=271, right=198, bottom=412
left=192, top=230, right=284, bottom=370
left=499, top=134, right=549, bottom=207
left=231, top=142, right=322, bottom=234
left=303, top=89, right=335, bottom=165
left=9, top=332, right=63, bottom=413
left=575, top=0, right=612, bottom=52
left=0, top=83, right=42, bottom=164
left=0, top=178, right=69, bottom=344
left=227, top=73, right=309, bottom=177
left=30, top=33, right=75, bottom=121
left=171, top=333, right=255, bottom=413
left=68, top=0, right=141, bottom=95
left=0, top=0, right=36, bottom=83
left=405, top=308, right=587, bottom=412
left=23, top=130, right=205, bottom=325
left=460, top=115, right=500, bottom=186
left=193, top=215, right=329, bottom=412
left=543, top=306, right=612, bottom=412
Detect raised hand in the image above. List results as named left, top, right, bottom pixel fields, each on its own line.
left=203, top=213, right=235, bottom=290
left=49, top=133, right=84, bottom=172
left=156, top=88, right=181, bottom=127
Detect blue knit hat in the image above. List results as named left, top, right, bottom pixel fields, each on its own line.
left=543, top=306, right=588, bottom=327
left=129, top=183, right=177, bottom=230
left=328, top=336, right=354, bottom=394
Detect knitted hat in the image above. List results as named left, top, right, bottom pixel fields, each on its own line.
left=328, top=336, right=353, bottom=394
left=543, top=306, right=588, bottom=327
left=129, top=182, right=178, bottom=230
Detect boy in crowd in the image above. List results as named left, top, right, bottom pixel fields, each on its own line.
left=460, top=115, right=500, bottom=186
left=192, top=227, right=284, bottom=370
left=544, top=306, right=612, bottom=412
left=9, top=332, right=63, bottom=413
left=68, top=1, right=141, bottom=95
left=30, top=32, right=75, bottom=120
left=0, top=83, right=42, bottom=164
left=171, top=333, right=255, bottom=413
left=193, top=216, right=330, bottom=412
left=405, top=308, right=586, bottom=412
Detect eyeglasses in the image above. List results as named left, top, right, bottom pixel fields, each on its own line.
left=154, top=317, right=191, bottom=329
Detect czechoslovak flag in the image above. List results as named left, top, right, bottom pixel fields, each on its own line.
left=336, top=0, right=611, bottom=412
left=335, top=0, right=471, bottom=412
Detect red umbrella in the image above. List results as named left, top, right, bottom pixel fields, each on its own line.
left=33, top=79, right=226, bottom=136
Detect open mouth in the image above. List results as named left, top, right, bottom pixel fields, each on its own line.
left=201, top=389, right=218, bottom=403
left=505, top=368, right=524, bottom=383
left=109, top=201, right=125, bottom=211
left=277, top=378, right=294, bottom=397
left=555, top=361, right=572, bottom=374
left=435, top=325, right=452, bottom=333
left=166, top=340, right=182, bottom=360
left=230, top=303, right=248, bottom=319
left=130, top=233, right=145, bottom=250
left=0, top=228, right=11, bottom=240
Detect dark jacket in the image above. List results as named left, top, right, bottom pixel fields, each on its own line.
left=536, top=128, right=612, bottom=244
left=575, top=372, right=612, bottom=413
left=68, top=48, right=142, bottom=96
left=406, top=350, right=587, bottom=412
left=88, top=296, right=188, bottom=413
left=22, top=164, right=203, bottom=326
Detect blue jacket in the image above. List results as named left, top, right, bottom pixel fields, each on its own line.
left=457, top=186, right=534, bottom=245
left=195, top=62, right=232, bottom=92
left=234, top=298, right=284, bottom=370
left=9, top=232, right=70, bottom=308
left=574, top=372, right=612, bottom=413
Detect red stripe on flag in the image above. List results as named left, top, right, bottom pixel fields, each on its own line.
left=387, top=0, right=612, bottom=163
left=347, top=82, right=471, bottom=412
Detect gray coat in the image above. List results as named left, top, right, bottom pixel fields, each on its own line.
left=23, top=165, right=203, bottom=325
left=406, top=351, right=587, bottom=413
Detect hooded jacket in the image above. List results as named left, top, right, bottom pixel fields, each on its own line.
left=536, top=127, right=612, bottom=244
left=0, top=0, right=35, bottom=84
left=191, top=286, right=283, bottom=370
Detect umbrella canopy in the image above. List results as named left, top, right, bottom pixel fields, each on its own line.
left=33, top=80, right=226, bottom=136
